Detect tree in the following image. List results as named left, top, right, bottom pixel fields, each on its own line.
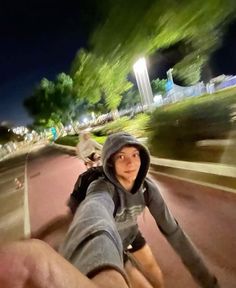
left=71, top=49, right=102, bottom=105
left=119, top=87, right=140, bottom=110
left=90, top=0, right=236, bottom=84
left=172, top=31, right=221, bottom=84
left=24, top=73, right=75, bottom=128
left=71, top=49, right=133, bottom=115
left=98, top=60, right=133, bottom=112
left=151, top=78, right=167, bottom=94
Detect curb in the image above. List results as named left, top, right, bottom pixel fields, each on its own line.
left=150, top=157, right=236, bottom=193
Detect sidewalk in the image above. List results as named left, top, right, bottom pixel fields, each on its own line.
left=0, top=151, right=27, bottom=244
left=0, top=142, right=48, bottom=244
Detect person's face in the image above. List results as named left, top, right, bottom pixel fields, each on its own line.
left=113, top=146, right=141, bottom=189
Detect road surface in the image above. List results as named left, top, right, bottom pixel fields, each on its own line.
left=0, top=151, right=27, bottom=243
left=26, top=145, right=236, bottom=288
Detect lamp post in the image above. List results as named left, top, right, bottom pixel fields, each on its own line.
left=133, top=57, right=153, bottom=109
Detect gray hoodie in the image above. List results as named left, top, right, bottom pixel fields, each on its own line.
left=60, top=132, right=218, bottom=288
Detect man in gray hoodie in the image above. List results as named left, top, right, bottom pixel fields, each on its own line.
left=59, top=132, right=219, bottom=288
left=0, top=132, right=219, bottom=288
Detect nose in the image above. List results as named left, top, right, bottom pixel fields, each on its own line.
left=125, top=155, right=133, bottom=165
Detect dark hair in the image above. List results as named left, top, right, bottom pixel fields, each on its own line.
left=108, top=144, right=141, bottom=167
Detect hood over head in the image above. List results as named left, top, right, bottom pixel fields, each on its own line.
left=102, top=132, right=150, bottom=193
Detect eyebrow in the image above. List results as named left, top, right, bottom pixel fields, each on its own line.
left=117, top=149, right=139, bottom=154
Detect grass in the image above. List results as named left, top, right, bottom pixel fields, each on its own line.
left=55, top=135, right=78, bottom=147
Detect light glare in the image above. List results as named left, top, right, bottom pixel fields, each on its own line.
left=133, top=57, right=146, bottom=74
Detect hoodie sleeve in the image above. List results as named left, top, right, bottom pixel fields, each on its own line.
left=145, top=178, right=219, bottom=288
left=59, top=179, right=129, bottom=284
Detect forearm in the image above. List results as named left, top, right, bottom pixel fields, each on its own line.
left=148, top=191, right=219, bottom=287
left=167, top=226, right=219, bottom=288
left=41, top=241, right=129, bottom=288
left=0, top=239, right=98, bottom=288
left=60, top=186, right=128, bottom=284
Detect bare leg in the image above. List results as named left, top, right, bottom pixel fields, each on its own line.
left=130, top=244, right=164, bottom=288
left=125, top=260, right=153, bottom=288
left=0, top=239, right=128, bottom=288
left=92, top=269, right=129, bottom=288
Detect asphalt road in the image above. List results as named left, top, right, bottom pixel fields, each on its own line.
left=25, top=145, right=236, bottom=287
left=0, top=152, right=26, bottom=244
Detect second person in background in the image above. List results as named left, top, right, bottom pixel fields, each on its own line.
left=76, top=131, right=102, bottom=168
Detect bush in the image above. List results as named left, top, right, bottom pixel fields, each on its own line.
left=98, top=114, right=150, bottom=139
left=92, top=135, right=107, bottom=145
left=101, top=117, right=130, bottom=135
left=123, top=114, right=150, bottom=138
left=55, top=135, right=78, bottom=147
left=148, top=89, right=235, bottom=161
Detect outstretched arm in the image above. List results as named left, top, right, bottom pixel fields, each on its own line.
left=60, top=179, right=129, bottom=286
left=0, top=183, right=130, bottom=288
left=0, top=239, right=128, bottom=288
left=146, top=178, right=219, bottom=288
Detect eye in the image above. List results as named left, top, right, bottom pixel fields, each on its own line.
left=119, top=155, right=125, bottom=160
left=133, top=152, right=140, bottom=158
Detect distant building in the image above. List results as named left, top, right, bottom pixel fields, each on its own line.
left=210, top=74, right=236, bottom=91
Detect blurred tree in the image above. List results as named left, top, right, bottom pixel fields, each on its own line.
left=71, top=49, right=102, bottom=105
left=119, top=87, right=140, bottom=110
left=98, top=60, right=133, bottom=112
left=172, top=31, right=220, bottom=84
left=24, top=73, right=75, bottom=128
left=0, top=126, right=23, bottom=144
left=151, top=78, right=167, bottom=94
left=71, top=49, right=133, bottom=116
left=90, top=0, right=236, bottom=84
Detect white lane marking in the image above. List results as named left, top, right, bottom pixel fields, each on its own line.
left=24, top=148, right=31, bottom=238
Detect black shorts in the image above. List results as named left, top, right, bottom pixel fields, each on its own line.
left=123, top=231, right=146, bottom=262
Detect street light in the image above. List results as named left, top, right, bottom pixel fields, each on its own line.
left=133, top=57, right=153, bottom=109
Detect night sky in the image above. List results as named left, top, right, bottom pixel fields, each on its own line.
left=1, top=1, right=236, bottom=127
left=0, top=0, right=99, bottom=126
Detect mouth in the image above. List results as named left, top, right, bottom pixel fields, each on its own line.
left=124, top=170, right=136, bottom=174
